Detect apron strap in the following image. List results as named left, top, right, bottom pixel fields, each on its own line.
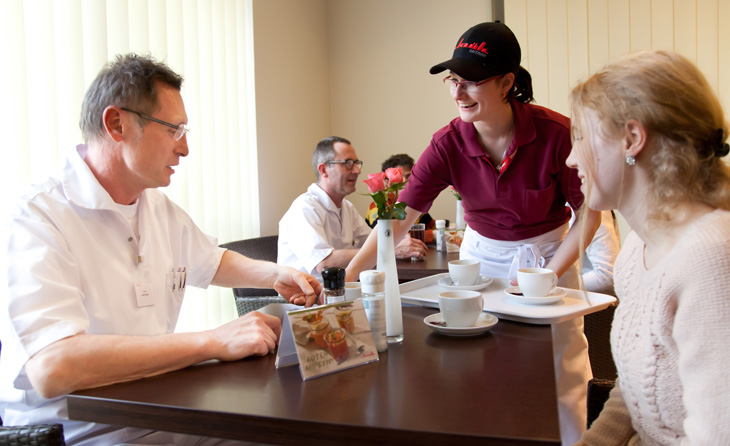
left=508, top=243, right=546, bottom=279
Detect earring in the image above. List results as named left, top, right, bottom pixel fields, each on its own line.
left=502, top=90, right=507, bottom=100
left=625, top=154, right=636, bottom=166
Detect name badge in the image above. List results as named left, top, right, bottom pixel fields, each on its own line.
left=134, top=267, right=155, bottom=307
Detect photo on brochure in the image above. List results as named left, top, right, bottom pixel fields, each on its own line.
left=279, top=300, right=379, bottom=380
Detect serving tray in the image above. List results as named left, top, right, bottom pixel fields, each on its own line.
left=399, top=273, right=616, bottom=325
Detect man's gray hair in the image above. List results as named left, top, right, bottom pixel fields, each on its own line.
left=312, top=136, right=351, bottom=180
left=79, top=53, right=184, bottom=143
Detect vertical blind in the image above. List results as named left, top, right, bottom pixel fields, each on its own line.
left=0, top=0, right=259, bottom=332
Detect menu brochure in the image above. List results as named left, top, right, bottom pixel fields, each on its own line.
left=275, top=299, right=379, bottom=380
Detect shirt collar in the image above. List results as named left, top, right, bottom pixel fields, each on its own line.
left=308, top=183, right=342, bottom=213
left=61, top=144, right=155, bottom=212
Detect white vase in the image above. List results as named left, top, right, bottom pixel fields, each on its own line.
left=455, top=199, right=465, bottom=229
left=376, top=219, right=404, bottom=344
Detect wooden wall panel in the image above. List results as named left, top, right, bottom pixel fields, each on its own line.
left=566, top=0, right=590, bottom=98
left=526, top=0, right=549, bottom=104
left=608, top=0, right=631, bottom=61
left=506, top=0, right=728, bottom=114
left=587, top=0, right=610, bottom=73
left=508, top=0, right=529, bottom=71
left=673, top=0, right=697, bottom=60
left=629, top=0, right=651, bottom=50
left=546, top=0, right=570, bottom=114
left=651, top=0, right=675, bottom=50
left=719, top=1, right=730, bottom=106
left=697, top=0, right=719, bottom=91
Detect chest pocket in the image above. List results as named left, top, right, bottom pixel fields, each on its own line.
left=520, top=180, right=558, bottom=225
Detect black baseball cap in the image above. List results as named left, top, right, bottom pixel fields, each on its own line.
left=430, top=22, right=521, bottom=82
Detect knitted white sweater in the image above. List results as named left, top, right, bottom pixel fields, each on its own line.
left=578, top=209, right=730, bottom=445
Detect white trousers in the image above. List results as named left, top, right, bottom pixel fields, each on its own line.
left=461, top=225, right=592, bottom=446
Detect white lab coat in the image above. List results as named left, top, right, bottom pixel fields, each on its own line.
left=0, top=145, right=224, bottom=444
left=277, top=183, right=371, bottom=281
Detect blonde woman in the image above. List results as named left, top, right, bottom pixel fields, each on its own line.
left=567, top=50, right=730, bottom=444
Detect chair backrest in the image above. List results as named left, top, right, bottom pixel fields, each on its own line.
left=583, top=304, right=618, bottom=380
left=219, top=236, right=279, bottom=298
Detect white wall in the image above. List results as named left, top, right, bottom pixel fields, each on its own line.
left=253, top=0, right=493, bottom=235
left=253, top=0, right=332, bottom=235
left=327, top=0, right=493, bottom=223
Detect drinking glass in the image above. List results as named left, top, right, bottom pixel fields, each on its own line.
left=409, top=223, right=426, bottom=261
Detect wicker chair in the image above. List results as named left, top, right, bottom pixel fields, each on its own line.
left=219, top=236, right=286, bottom=315
left=584, top=303, right=618, bottom=380
left=587, top=378, right=616, bottom=428
left=0, top=340, right=66, bottom=445
left=584, top=304, right=618, bottom=428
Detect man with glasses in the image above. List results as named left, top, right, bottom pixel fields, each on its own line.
left=278, top=136, right=426, bottom=282
left=1, top=53, right=321, bottom=445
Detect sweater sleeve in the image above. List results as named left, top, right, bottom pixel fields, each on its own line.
left=673, top=229, right=730, bottom=445
left=575, top=380, right=638, bottom=446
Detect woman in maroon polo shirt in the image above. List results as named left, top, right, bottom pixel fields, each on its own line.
left=347, top=22, right=601, bottom=445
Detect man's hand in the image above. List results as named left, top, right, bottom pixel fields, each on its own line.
left=394, top=236, right=427, bottom=260
left=209, top=311, right=282, bottom=360
left=272, top=266, right=323, bottom=307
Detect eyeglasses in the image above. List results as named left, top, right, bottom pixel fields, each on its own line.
left=121, top=107, right=190, bottom=141
left=443, top=75, right=498, bottom=93
left=325, top=159, right=363, bottom=170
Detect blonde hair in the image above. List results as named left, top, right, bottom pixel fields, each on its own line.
left=570, top=50, right=730, bottom=222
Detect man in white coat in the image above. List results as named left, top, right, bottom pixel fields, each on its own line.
left=0, top=53, right=321, bottom=445
left=278, top=136, right=427, bottom=281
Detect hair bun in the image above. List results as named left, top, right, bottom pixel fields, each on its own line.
left=714, top=129, right=730, bottom=157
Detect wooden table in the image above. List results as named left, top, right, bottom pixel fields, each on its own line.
left=396, top=246, right=459, bottom=281
left=67, top=306, right=560, bottom=445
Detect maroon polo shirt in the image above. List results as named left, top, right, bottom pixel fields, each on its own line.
left=400, top=100, right=583, bottom=242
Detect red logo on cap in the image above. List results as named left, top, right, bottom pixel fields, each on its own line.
left=455, top=39, right=489, bottom=55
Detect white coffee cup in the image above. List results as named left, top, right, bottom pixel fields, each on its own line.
left=448, top=259, right=481, bottom=286
left=345, top=282, right=362, bottom=301
left=438, top=290, right=484, bottom=327
left=516, top=268, right=558, bottom=298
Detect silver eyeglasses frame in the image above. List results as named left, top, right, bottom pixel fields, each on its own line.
left=121, top=107, right=190, bottom=141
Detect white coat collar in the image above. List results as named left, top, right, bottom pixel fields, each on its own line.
left=308, top=183, right=343, bottom=213
left=62, top=144, right=160, bottom=212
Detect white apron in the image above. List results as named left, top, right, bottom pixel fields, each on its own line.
left=461, top=225, right=591, bottom=446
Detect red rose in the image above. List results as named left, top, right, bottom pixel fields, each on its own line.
left=363, top=172, right=386, bottom=193
left=385, top=167, right=404, bottom=185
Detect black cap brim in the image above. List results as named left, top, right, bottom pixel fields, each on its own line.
left=429, top=58, right=499, bottom=82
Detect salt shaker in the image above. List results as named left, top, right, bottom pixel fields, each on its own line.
left=322, top=267, right=346, bottom=304
left=360, top=270, right=388, bottom=352
left=435, top=219, right=446, bottom=252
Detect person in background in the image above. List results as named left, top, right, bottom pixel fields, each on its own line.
left=572, top=210, right=621, bottom=295
left=365, top=153, right=435, bottom=231
left=0, top=53, right=321, bottom=446
left=278, top=137, right=427, bottom=282
left=345, top=22, right=601, bottom=444
left=569, top=49, right=730, bottom=445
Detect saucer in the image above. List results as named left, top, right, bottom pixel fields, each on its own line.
left=437, top=274, right=493, bottom=291
left=423, top=312, right=499, bottom=337
left=504, top=286, right=567, bottom=305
